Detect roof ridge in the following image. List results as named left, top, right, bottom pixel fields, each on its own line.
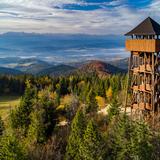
left=125, top=17, right=160, bottom=36
left=149, top=17, right=156, bottom=34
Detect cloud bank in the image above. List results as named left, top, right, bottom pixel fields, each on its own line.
left=0, top=0, right=159, bottom=35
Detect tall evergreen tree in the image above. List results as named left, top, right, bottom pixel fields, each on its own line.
left=0, top=135, right=27, bottom=160
left=10, top=81, right=37, bottom=135
left=65, top=109, right=86, bottom=160
left=86, top=88, right=98, bottom=113
left=107, top=98, right=120, bottom=121
left=80, top=120, right=104, bottom=160
left=106, top=115, right=153, bottom=160
left=27, top=89, right=57, bottom=144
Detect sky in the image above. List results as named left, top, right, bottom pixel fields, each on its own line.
left=0, top=0, right=159, bottom=35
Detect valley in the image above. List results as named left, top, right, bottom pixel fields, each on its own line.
left=0, top=57, right=128, bottom=76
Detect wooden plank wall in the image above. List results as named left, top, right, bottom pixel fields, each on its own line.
left=126, top=39, right=160, bottom=52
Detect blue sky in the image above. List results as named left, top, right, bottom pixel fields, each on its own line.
left=0, top=0, right=159, bottom=35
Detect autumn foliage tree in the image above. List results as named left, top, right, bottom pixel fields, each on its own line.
left=106, top=87, right=113, bottom=102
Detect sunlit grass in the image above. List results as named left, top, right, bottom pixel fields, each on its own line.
left=0, top=95, right=21, bottom=120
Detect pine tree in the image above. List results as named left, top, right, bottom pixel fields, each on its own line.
left=0, top=135, right=27, bottom=160
left=80, top=120, right=104, bottom=160
left=107, top=98, right=120, bottom=121
left=105, top=115, right=153, bottom=160
left=65, top=109, right=86, bottom=160
left=86, top=88, right=98, bottom=113
left=10, top=82, right=37, bottom=134
left=105, top=115, right=134, bottom=159
left=132, top=121, right=153, bottom=160
left=27, top=89, right=57, bottom=144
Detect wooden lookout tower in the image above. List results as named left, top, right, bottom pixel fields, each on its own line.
left=125, top=17, right=160, bottom=119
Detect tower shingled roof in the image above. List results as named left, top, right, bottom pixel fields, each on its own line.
left=125, top=17, right=160, bottom=36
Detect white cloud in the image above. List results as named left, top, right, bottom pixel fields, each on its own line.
left=0, top=0, right=159, bottom=34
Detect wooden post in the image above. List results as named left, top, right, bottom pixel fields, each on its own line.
left=152, top=52, right=155, bottom=126
left=125, top=52, right=132, bottom=114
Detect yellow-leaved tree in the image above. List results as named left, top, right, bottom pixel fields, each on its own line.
left=106, top=87, right=113, bottom=102
left=95, top=96, right=106, bottom=109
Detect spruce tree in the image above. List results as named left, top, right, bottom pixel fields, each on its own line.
left=107, top=98, right=120, bottom=121
left=65, top=109, right=86, bottom=160
left=80, top=120, right=104, bottom=160
left=27, top=89, right=57, bottom=144
left=86, top=88, right=98, bottom=113
left=0, top=135, right=27, bottom=160
left=105, top=115, right=153, bottom=160
left=10, top=83, right=37, bottom=134
left=106, top=115, right=134, bottom=159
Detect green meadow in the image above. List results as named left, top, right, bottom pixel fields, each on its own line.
left=0, top=95, right=20, bottom=120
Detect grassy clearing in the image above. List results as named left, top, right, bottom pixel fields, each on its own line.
left=0, top=95, right=21, bottom=120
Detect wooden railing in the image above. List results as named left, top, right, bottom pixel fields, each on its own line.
left=126, top=39, right=160, bottom=52
left=132, top=84, right=151, bottom=92
left=132, top=103, right=152, bottom=110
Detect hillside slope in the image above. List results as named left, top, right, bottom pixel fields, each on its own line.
left=0, top=67, right=23, bottom=75
left=78, top=60, right=126, bottom=76
left=39, top=65, right=76, bottom=76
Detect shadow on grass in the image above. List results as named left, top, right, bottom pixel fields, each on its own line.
left=0, top=95, right=21, bottom=103
left=0, top=106, right=12, bottom=110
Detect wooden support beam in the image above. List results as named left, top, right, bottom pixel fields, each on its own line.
left=152, top=52, right=155, bottom=125
left=144, top=53, right=146, bottom=108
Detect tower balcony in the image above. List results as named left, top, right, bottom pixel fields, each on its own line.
left=132, top=84, right=151, bottom=92
left=133, top=67, right=139, bottom=73
left=133, top=103, right=138, bottom=109
left=146, top=103, right=152, bottom=110
left=140, top=84, right=145, bottom=91
left=132, top=103, right=145, bottom=110
left=132, top=103, right=152, bottom=110
left=146, top=64, right=152, bottom=72
left=139, top=102, right=145, bottom=110
left=146, top=84, right=151, bottom=91
left=132, top=65, right=152, bottom=73
left=126, top=39, right=160, bottom=52
left=139, top=65, right=145, bottom=72
left=133, top=85, right=139, bottom=91
left=139, top=65, right=152, bottom=72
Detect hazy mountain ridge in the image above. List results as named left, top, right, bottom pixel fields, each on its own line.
left=78, top=60, right=126, bottom=76
left=0, top=58, right=127, bottom=76
left=39, top=65, right=76, bottom=76
left=0, top=31, right=128, bottom=76
left=14, top=59, right=53, bottom=74
left=108, top=58, right=128, bottom=70
left=0, top=67, right=23, bottom=75
left=0, top=32, right=127, bottom=63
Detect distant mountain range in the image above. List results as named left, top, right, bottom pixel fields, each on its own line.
left=39, top=65, right=76, bottom=76
left=0, top=32, right=129, bottom=76
left=108, top=58, right=128, bottom=70
left=0, top=32, right=128, bottom=63
left=0, top=57, right=128, bottom=76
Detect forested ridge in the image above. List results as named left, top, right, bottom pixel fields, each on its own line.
left=0, top=72, right=160, bottom=160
